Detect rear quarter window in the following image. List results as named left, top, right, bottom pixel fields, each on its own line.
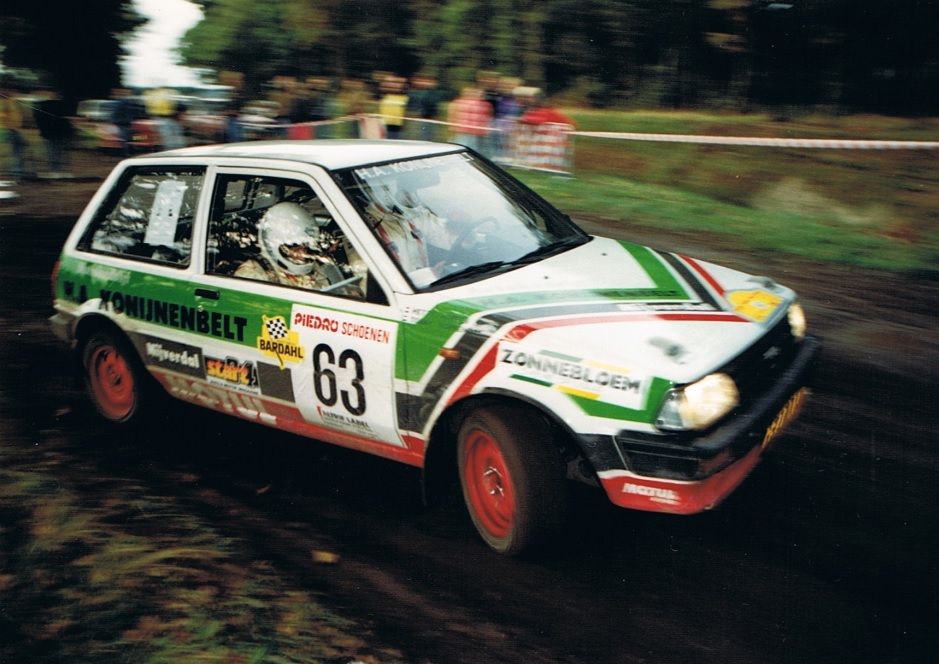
left=78, top=167, right=206, bottom=267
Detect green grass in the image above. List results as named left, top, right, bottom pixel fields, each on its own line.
left=516, top=170, right=937, bottom=273
left=510, top=110, right=939, bottom=275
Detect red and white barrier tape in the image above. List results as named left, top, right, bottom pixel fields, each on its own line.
left=571, top=131, right=939, bottom=150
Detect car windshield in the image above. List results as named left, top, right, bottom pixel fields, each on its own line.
left=334, top=150, right=588, bottom=290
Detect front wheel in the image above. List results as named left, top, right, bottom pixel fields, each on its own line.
left=457, top=405, right=567, bottom=556
left=81, top=330, right=150, bottom=425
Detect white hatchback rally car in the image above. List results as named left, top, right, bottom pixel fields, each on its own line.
left=51, top=140, right=819, bottom=555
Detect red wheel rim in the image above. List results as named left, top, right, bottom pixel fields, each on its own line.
left=88, top=344, right=136, bottom=420
left=463, top=429, right=515, bottom=538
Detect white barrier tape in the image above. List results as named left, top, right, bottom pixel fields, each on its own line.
left=571, top=131, right=939, bottom=150
left=237, top=116, right=358, bottom=130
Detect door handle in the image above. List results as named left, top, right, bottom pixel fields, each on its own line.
left=194, top=288, right=220, bottom=300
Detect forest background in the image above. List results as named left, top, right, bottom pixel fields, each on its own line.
left=2, top=0, right=938, bottom=116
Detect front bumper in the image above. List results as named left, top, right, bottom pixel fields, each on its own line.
left=587, top=334, right=820, bottom=514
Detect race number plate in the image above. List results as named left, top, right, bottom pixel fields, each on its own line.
left=761, top=387, right=809, bottom=450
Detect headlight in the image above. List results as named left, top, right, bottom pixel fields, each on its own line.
left=788, top=302, right=807, bottom=341
left=655, top=373, right=740, bottom=432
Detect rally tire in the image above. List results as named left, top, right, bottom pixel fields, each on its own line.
left=457, top=404, right=568, bottom=556
left=80, top=330, right=152, bottom=426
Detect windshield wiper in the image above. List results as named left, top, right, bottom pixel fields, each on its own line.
left=429, top=261, right=509, bottom=287
left=427, top=236, right=590, bottom=289
left=509, top=235, right=590, bottom=266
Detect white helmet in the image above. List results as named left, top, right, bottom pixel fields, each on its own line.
left=258, top=202, right=320, bottom=275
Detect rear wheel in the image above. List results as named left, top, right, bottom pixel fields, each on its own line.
left=81, top=330, right=149, bottom=425
left=457, top=405, right=567, bottom=556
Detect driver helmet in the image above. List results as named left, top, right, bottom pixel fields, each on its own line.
left=258, top=202, right=320, bottom=275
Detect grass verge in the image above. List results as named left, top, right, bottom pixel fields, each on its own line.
left=0, top=429, right=404, bottom=664
left=515, top=169, right=939, bottom=274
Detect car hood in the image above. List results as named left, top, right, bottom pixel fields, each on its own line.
left=412, top=236, right=797, bottom=384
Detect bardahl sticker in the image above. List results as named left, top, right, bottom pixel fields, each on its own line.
left=258, top=315, right=305, bottom=369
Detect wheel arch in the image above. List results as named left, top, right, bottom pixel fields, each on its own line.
left=74, top=312, right=134, bottom=352
left=421, top=389, right=592, bottom=507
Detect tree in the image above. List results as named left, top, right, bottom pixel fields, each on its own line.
left=180, top=0, right=939, bottom=115
left=0, top=0, right=142, bottom=107
left=181, top=0, right=417, bottom=96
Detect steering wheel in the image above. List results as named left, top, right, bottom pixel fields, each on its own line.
left=321, top=273, right=364, bottom=296
left=444, top=216, right=500, bottom=268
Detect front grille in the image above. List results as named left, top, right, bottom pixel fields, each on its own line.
left=720, top=315, right=799, bottom=410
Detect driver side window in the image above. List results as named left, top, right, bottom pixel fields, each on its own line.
left=206, top=173, right=382, bottom=303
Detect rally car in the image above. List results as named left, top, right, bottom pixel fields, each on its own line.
left=50, top=140, right=818, bottom=555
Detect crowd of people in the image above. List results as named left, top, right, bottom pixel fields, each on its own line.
left=1, top=81, right=77, bottom=179
left=1, top=70, right=577, bottom=180
left=250, top=69, right=576, bottom=160
left=378, top=70, right=576, bottom=160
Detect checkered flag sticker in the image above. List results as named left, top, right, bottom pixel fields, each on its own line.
left=264, top=316, right=288, bottom=339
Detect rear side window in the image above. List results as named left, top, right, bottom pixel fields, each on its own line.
left=78, top=167, right=205, bottom=266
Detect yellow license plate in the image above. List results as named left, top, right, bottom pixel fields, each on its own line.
left=761, top=387, right=809, bottom=449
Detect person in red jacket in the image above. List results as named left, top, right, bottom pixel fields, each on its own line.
left=518, top=90, right=575, bottom=127
left=447, top=86, right=492, bottom=154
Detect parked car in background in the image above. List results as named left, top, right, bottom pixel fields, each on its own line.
left=76, top=99, right=117, bottom=123
left=180, top=97, right=229, bottom=143
left=237, top=101, right=282, bottom=140
left=94, top=118, right=162, bottom=153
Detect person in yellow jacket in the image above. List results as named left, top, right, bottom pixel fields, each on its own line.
left=0, top=82, right=29, bottom=179
left=378, top=74, right=408, bottom=139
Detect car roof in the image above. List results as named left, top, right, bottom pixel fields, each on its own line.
left=146, top=139, right=464, bottom=171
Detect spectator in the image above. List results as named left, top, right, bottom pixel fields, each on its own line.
left=288, top=79, right=315, bottom=125
left=271, top=76, right=298, bottom=139
left=0, top=81, right=29, bottom=179
left=223, top=104, right=244, bottom=143
left=159, top=104, right=187, bottom=150
left=111, top=89, right=143, bottom=156
left=33, top=89, right=73, bottom=178
left=378, top=75, right=409, bottom=139
left=447, top=86, right=492, bottom=154
left=477, top=71, right=503, bottom=115
left=337, top=79, right=371, bottom=138
left=518, top=89, right=576, bottom=127
left=309, top=77, right=339, bottom=138
left=492, top=77, right=523, bottom=160
left=406, top=73, right=441, bottom=141
left=307, top=77, right=336, bottom=122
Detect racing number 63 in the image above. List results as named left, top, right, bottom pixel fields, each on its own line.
left=312, top=343, right=367, bottom=416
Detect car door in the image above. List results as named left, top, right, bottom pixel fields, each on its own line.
left=187, top=166, right=412, bottom=458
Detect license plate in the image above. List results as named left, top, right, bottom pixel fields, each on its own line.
left=761, top=387, right=809, bottom=450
